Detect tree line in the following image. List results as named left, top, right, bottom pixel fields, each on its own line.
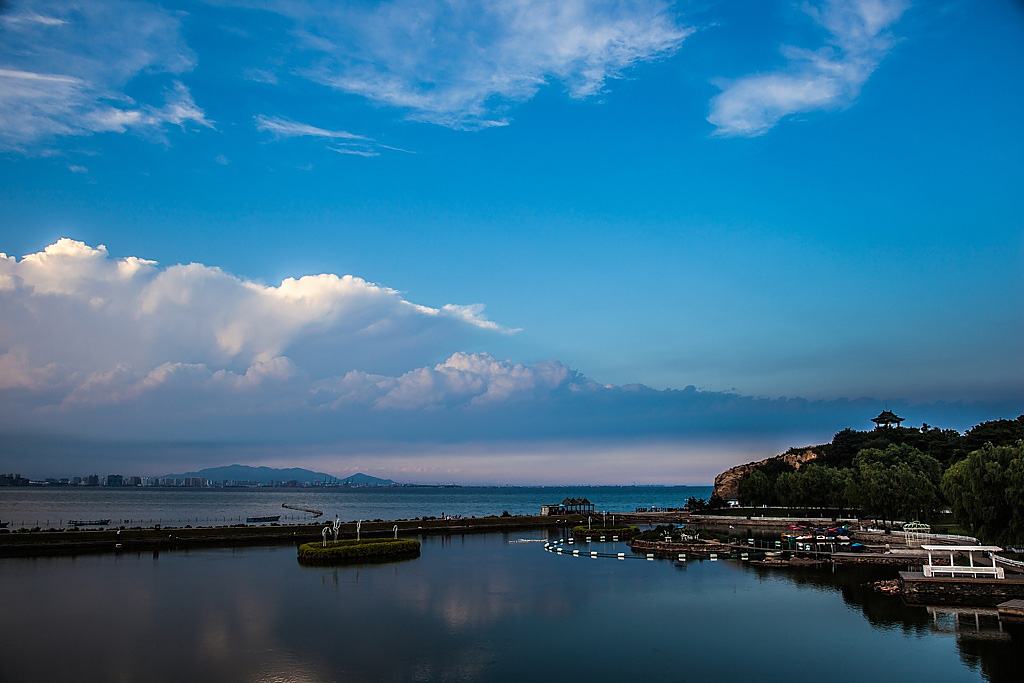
left=735, top=416, right=1024, bottom=544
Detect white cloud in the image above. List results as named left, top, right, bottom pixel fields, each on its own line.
left=0, top=0, right=208, bottom=149
left=708, top=0, right=909, bottom=137
left=254, top=0, right=691, bottom=129
left=0, top=239, right=511, bottom=403
left=254, top=115, right=368, bottom=141
left=255, top=114, right=408, bottom=157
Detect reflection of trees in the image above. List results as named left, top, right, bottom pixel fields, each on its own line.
left=746, top=562, right=1024, bottom=681
left=956, top=620, right=1024, bottom=683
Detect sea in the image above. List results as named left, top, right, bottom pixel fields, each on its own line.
left=0, top=484, right=714, bottom=529
left=3, top=486, right=1021, bottom=682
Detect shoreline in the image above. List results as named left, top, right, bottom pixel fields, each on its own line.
left=0, top=514, right=588, bottom=558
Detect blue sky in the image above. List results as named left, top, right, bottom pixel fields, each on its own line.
left=1, top=0, right=1022, bottom=483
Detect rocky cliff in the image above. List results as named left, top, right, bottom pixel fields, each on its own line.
left=713, top=448, right=820, bottom=501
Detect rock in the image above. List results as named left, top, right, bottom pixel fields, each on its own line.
left=712, top=447, right=820, bottom=500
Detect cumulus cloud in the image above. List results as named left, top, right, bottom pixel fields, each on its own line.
left=0, top=0, right=209, bottom=149
left=0, top=239, right=508, bottom=395
left=708, top=0, right=908, bottom=137
left=250, top=0, right=691, bottom=129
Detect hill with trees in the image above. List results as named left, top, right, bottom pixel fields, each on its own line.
left=725, top=415, right=1024, bottom=544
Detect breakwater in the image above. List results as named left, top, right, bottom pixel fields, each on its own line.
left=0, top=514, right=587, bottom=557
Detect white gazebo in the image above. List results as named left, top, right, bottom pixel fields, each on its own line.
left=921, top=545, right=1004, bottom=579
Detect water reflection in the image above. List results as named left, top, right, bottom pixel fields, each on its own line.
left=0, top=532, right=1020, bottom=683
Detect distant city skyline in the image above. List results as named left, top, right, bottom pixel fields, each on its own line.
left=1, top=1, right=1022, bottom=483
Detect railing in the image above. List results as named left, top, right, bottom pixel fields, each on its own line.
left=923, top=565, right=1004, bottom=579
left=994, top=555, right=1024, bottom=569
left=896, top=531, right=979, bottom=545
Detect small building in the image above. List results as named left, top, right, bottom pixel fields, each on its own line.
left=561, top=497, right=595, bottom=514
left=871, top=409, right=905, bottom=429
left=540, top=497, right=596, bottom=516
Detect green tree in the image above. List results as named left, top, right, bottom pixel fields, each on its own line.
left=737, top=470, right=773, bottom=506
left=849, top=444, right=942, bottom=524
left=942, top=441, right=1024, bottom=544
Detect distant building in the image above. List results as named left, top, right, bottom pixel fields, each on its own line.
left=106, top=474, right=124, bottom=487
left=183, top=477, right=205, bottom=488
left=86, top=474, right=100, bottom=486
left=871, top=410, right=905, bottom=429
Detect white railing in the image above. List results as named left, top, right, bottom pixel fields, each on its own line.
left=994, top=555, right=1024, bottom=569
left=896, top=531, right=979, bottom=545
left=923, top=565, right=1004, bottom=579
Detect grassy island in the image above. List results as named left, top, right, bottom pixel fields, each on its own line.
left=297, top=538, right=421, bottom=564
left=572, top=525, right=640, bottom=540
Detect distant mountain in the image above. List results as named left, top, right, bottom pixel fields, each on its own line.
left=161, top=464, right=397, bottom=486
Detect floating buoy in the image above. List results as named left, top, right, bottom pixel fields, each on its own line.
left=741, top=552, right=748, bottom=561
left=600, top=536, right=606, bottom=541
left=646, top=553, right=655, bottom=561
left=617, top=552, right=625, bottom=560
left=612, top=536, right=619, bottom=541
left=573, top=549, right=580, bottom=556
left=710, top=553, right=718, bottom=561
left=586, top=537, right=591, bottom=543
left=678, top=553, right=686, bottom=561
left=591, top=551, right=598, bottom=558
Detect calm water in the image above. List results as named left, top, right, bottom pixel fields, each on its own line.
left=0, top=485, right=713, bottom=528
left=2, top=531, right=1020, bottom=683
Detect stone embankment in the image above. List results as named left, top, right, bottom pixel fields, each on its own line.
left=0, top=514, right=586, bottom=558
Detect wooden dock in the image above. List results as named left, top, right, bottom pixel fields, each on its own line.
left=996, top=599, right=1024, bottom=621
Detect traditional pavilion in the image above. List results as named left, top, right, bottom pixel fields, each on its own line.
left=872, top=409, right=905, bottom=429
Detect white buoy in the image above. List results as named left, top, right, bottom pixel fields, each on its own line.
left=646, top=553, right=655, bottom=561
left=586, top=537, right=591, bottom=543
left=741, top=552, right=748, bottom=561
left=617, top=552, right=625, bottom=560
left=557, top=548, right=563, bottom=553
left=591, top=551, right=598, bottom=558
left=600, top=536, right=606, bottom=541
left=710, top=553, right=718, bottom=561
left=612, top=536, right=619, bottom=542
left=573, top=549, right=579, bottom=556
left=568, top=538, right=574, bottom=544
left=678, top=553, right=686, bottom=561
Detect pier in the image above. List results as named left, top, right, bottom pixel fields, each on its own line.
left=0, top=514, right=588, bottom=558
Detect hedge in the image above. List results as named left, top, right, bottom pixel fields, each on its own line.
left=297, top=538, right=421, bottom=564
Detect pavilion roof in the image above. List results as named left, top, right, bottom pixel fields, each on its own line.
left=872, top=410, right=904, bottom=423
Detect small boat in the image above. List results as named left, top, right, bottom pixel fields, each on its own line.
left=69, top=519, right=111, bottom=526
left=0, top=521, right=9, bottom=528
left=246, top=515, right=281, bottom=523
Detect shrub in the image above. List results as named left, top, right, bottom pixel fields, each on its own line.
left=297, top=538, right=421, bottom=565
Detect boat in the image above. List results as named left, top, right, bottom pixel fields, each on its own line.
left=68, top=519, right=111, bottom=526
left=0, top=521, right=9, bottom=528
left=246, top=515, right=281, bottom=523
